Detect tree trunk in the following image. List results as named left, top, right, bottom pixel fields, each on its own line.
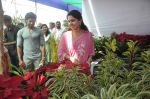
left=0, top=0, right=10, bottom=77
left=0, top=0, right=3, bottom=37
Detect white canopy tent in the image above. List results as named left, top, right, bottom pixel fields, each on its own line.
left=82, top=0, right=150, bottom=36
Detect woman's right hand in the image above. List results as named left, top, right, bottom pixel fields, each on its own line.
left=64, top=54, right=80, bottom=65
left=19, top=60, right=25, bottom=68
left=69, top=56, right=80, bottom=65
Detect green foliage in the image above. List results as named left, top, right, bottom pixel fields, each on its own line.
left=123, top=41, right=139, bottom=56
left=104, top=38, right=117, bottom=52
left=93, top=37, right=107, bottom=60
left=135, top=72, right=150, bottom=91
left=52, top=93, right=61, bottom=99
left=93, top=37, right=118, bottom=61
left=141, top=49, right=150, bottom=63
left=94, top=39, right=150, bottom=99
left=47, top=38, right=150, bottom=98
left=81, top=94, right=98, bottom=99
left=95, top=38, right=125, bottom=88
left=48, top=66, right=99, bottom=99
left=122, top=41, right=139, bottom=69
left=136, top=91, right=150, bottom=99
left=95, top=55, right=124, bottom=88
left=100, top=83, right=131, bottom=99
left=8, top=36, right=150, bottom=98
left=9, top=64, right=25, bottom=76
left=12, top=15, right=24, bottom=26
left=100, top=83, right=150, bottom=99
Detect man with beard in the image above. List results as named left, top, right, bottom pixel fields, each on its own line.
left=17, top=12, right=45, bottom=71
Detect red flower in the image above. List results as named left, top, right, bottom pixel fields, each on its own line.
left=117, top=33, right=150, bottom=44
left=0, top=75, right=26, bottom=98
left=24, top=71, right=35, bottom=80
left=23, top=71, right=48, bottom=98
left=60, top=60, right=91, bottom=75
left=0, top=76, right=23, bottom=88
left=44, top=63, right=60, bottom=72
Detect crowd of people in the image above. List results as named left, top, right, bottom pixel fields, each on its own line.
left=2, top=10, right=95, bottom=74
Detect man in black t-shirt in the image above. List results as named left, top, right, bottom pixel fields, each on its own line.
left=4, top=15, right=19, bottom=67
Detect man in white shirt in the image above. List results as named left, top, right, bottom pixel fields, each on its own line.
left=53, top=21, right=64, bottom=40
left=49, top=22, right=55, bottom=33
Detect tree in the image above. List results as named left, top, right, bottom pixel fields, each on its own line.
left=0, top=0, right=10, bottom=77
left=0, top=0, right=3, bottom=36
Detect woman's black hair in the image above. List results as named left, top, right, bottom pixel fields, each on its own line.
left=25, top=12, right=37, bottom=21
left=40, top=24, right=50, bottom=35
left=67, top=10, right=89, bottom=31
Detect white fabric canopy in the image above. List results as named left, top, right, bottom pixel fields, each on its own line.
left=83, top=0, right=150, bottom=36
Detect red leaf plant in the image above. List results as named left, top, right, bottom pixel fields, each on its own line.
left=61, top=60, right=91, bottom=75
left=0, top=75, right=26, bottom=99
left=0, top=61, right=92, bottom=99
left=116, top=32, right=150, bottom=44
left=44, top=60, right=91, bottom=75
left=0, top=71, right=49, bottom=99
left=22, top=71, right=49, bottom=99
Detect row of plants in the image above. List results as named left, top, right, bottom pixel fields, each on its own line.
left=115, top=32, right=150, bottom=45
left=1, top=62, right=98, bottom=98
left=93, top=32, right=150, bottom=60
left=94, top=38, right=150, bottom=99
left=0, top=35, right=150, bottom=99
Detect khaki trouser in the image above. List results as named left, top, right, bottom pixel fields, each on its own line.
left=23, top=57, right=41, bottom=71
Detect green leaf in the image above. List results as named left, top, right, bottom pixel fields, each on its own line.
left=9, top=64, right=24, bottom=76
left=136, top=80, right=143, bottom=89
left=9, top=71, right=21, bottom=76
left=122, top=52, right=130, bottom=56
left=116, top=96, right=124, bottom=99
left=107, top=83, right=116, bottom=98
left=116, top=84, right=129, bottom=96
left=136, top=91, right=150, bottom=98
left=111, top=39, right=117, bottom=52
left=81, top=94, right=98, bottom=99
left=52, top=93, right=61, bottom=99
left=105, top=42, right=110, bottom=49
left=62, top=93, right=69, bottom=99
left=123, top=91, right=132, bottom=98
left=142, top=72, right=150, bottom=81
left=70, top=89, right=80, bottom=98
left=101, top=88, right=107, bottom=99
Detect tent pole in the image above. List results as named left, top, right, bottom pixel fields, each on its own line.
left=34, top=0, right=37, bottom=25
left=35, top=0, right=37, bottom=15
left=67, top=3, right=69, bottom=12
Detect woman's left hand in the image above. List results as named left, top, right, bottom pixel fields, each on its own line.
left=40, top=57, right=45, bottom=65
left=69, top=56, right=80, bottom=65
